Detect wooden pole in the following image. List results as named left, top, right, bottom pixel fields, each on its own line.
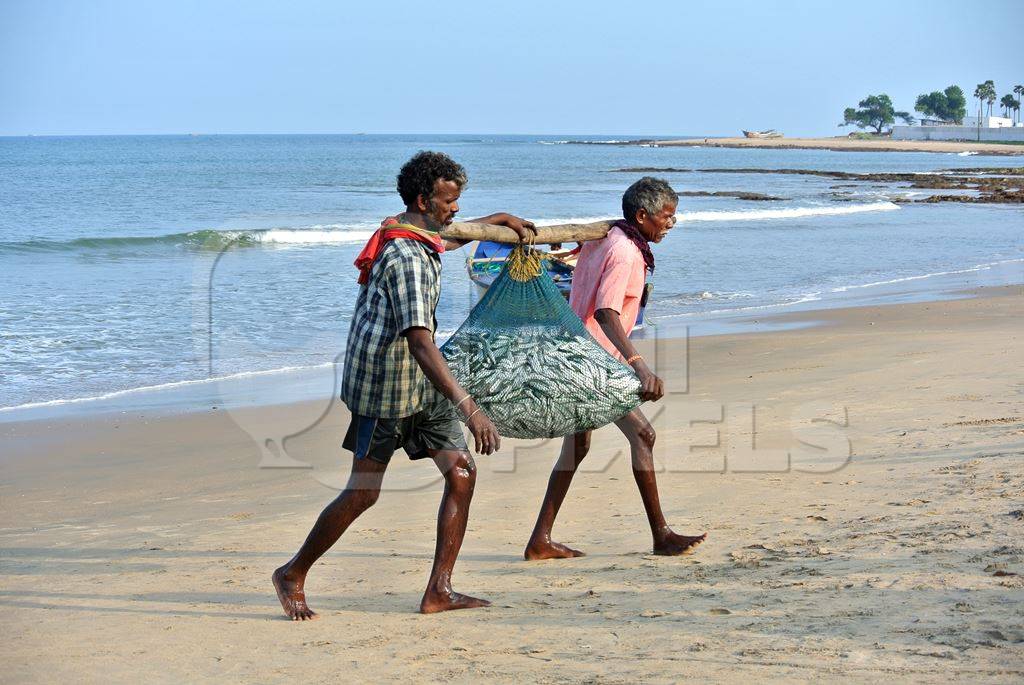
left=440, top=220, right=613, bottom=245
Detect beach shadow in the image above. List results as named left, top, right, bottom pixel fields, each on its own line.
left=0, top=589, right=270, bottom=621
left=0, top=588, right=466, bottom=618
left=0, top=546, right=512, bottom=563
left=0, top=559, right=167, bottom=575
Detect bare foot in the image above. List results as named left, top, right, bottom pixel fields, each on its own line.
left=419, top=590, right=491, bottom=614
left=272, top=565, right=319, bottom=621
left=653, top=531, right=707, bottom=556
left=524, top=538, right=586, bottom=561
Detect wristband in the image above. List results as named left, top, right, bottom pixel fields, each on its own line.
left=626, top=354, right=643, bottom=365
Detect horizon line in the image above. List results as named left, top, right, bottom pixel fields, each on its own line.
left=0, top=131, right=740, bottom=140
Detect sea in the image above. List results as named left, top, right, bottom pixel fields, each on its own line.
left=1, top=134, right=1021, bottom=419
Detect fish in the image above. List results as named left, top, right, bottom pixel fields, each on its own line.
left=441, top=325, right=642, bottom=439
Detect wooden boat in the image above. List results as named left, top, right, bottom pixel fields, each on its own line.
left=466, top=241, right=576, bottom=294
left=465, top=241, right=651, bottom=327
left=742, top=129, right=783, bottom=139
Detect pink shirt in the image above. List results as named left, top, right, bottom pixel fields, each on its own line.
left=568, top=226, right=647, bottom=359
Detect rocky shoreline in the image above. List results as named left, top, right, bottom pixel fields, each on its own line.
left=611, top=167, right=1024, bottom=204
left=567, top=137, right=1024, bottom=156
left=677, top=190, right=788, bottom=201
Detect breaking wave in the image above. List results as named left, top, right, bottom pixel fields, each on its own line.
left=0, top=226, right=379, bottom=253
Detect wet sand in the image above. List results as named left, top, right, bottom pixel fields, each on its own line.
left=2, top=285, right=1023, bottom=682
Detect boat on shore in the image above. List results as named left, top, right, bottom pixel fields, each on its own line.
left=742, top=129, right=783, bottom=139
left=465, top=241, right=651, bottom=327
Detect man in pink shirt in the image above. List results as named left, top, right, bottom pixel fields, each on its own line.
left=525, top=177, right=708, bottom=559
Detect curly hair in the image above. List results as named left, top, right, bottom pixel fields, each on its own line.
left=396, top=151, right=468, bottom=206
left=622, top=176, right=677, bottom=223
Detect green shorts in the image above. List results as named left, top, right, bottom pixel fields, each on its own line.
left=343, top=396, right=469, bottom=465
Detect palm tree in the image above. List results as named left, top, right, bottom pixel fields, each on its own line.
left=984, top=80, right=997, bottom=117
left=1014, top=85, right=1024, bottom=124
left=1001, top=94, right=1016, bottom=118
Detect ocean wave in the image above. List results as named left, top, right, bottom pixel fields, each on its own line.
left=680, top=202, right=899, bottom=222
left=539, top=139, right=635, bottom=145
left=654, top=292, right=824, bottom=320
left=531, top=202, right=899, bottom=227
left=0, top=226, right=380, bottom=253
left=534, top=216, right=619, bottom=226
left=659, top=290, right=755, bottom=305
left=653, top=258, right=1024, bottom=322
left=829, top=258, right=1024, bottom=293
left=0, top=362, right=339, bottom=414
left=1, top=202, right=901, bottom=255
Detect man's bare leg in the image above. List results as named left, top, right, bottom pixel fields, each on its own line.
left=524, top=431, right=592, bottom=560
left=419, top=449, right=491, bottom=614
left=272, top=456, right=387, bottom=620
left=615, top=409, right=706, bottom=555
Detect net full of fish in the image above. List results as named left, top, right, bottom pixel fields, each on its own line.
left=440, top=246, right=642, bottom=439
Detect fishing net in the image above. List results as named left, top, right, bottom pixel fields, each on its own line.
left=441, top=245, right=642, bottom=438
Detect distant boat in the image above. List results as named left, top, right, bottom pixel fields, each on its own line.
left=742, top=129, right=783, bottom=139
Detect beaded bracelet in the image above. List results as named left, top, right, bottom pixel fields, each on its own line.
left=626, top=354, right=643, bottom=364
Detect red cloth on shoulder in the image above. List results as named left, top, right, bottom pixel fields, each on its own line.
left=354, top=216, right=445, bottom=284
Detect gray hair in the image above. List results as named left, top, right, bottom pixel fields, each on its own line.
left=621, top=176, right=678, bottom=223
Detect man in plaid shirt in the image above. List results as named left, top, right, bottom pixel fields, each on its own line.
left=274, top=152, right=534, bottom=618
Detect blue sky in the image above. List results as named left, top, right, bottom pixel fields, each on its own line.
left=1, top=0, right=1021, bottom=136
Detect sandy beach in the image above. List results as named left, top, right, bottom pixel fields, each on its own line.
left=647, top=137, right=1024, bottom=156
left=3, top=285, right=1023, bottom=683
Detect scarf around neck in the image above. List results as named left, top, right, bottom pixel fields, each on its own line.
left=611, top=219, right=655, bottom=273
left=354, top=216, right=445, bottom=284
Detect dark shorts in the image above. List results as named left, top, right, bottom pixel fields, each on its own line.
left=343, top=397, right=469, bottom=465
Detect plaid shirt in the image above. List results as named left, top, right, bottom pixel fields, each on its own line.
left=340, top=237, right=441, bottom=418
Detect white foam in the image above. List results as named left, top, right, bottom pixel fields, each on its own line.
left=537, top=139, right=630, bottom=145
left=661, top=290, right=755, bottom=305
left=0, top=362, right=337, bottom=414
left=830, top=258, right=1024, bottom=293
left=524, top=203, right=899, bottom=230
left=655, top=292, right=824, bottom=320
left=253, top=229, right=376, bottom=245
left=534, top=216, right=619, bottom=227
left=307, top=222, right=378, bottom=230
left=679, top=202, right=899, bottom=223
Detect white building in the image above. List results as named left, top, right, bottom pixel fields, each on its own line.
left=893, top=112, right=1024, bottom=141
left=961, top=115, right=1016, bottom=128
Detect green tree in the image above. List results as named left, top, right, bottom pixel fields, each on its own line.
left=944, top=85, right=968, bottom=124
left=1014, top=85, right=1024, bottom=124
left=914, top=85, right=967, bottom=123
left=974, top=80, right=997, bottom=122
left=840, top=94, right=915, bottom=133
left=974, top=82, right=986, bottom=123
left=915, top=92, right=945, bottom=121
left=1000, top=94, right=1016, bottom=118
